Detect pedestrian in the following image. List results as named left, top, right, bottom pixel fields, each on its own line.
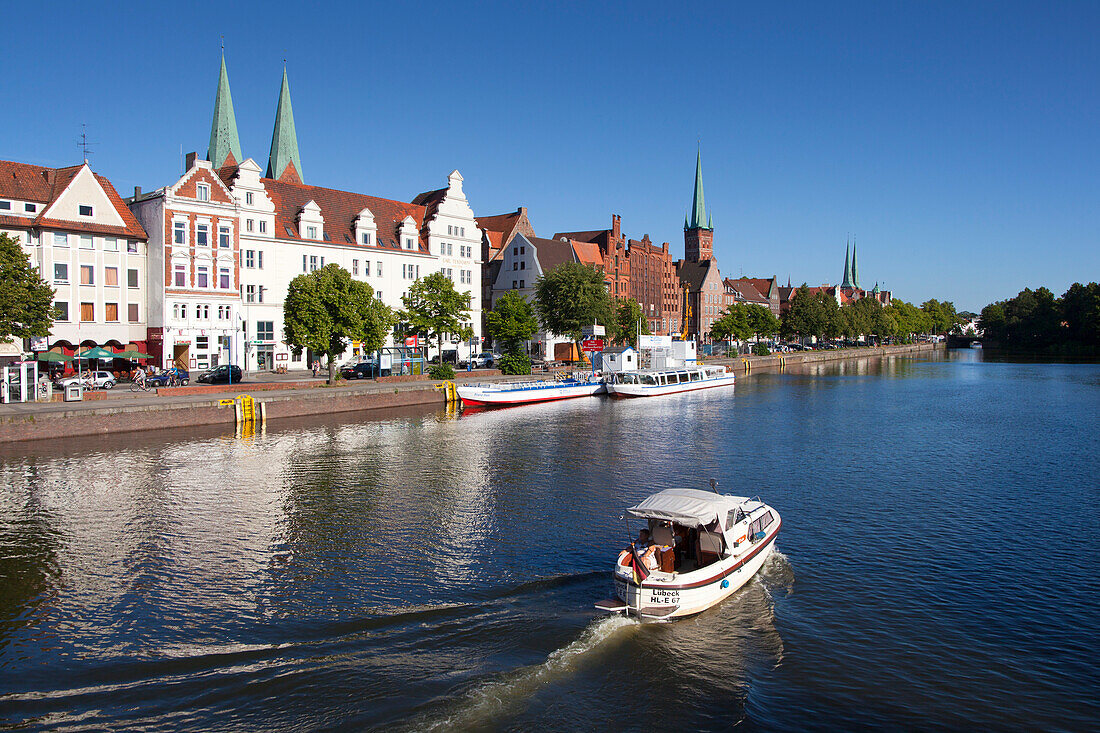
left=312, top=359, right=319, bottom=378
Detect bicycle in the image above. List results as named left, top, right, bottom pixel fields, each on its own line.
left=130, top=378, right=150, bottom=392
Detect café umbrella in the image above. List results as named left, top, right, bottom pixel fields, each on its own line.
left=116, top=350, right=154, bottom=359
left=76, top=346, right=118, bottom=360
left=36, top=352, right=75, bottom=362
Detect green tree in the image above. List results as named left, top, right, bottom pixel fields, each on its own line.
left=611, top=298, right=650, bottom=347
left=781, top=285, right=822, bottom=340
left=486, top=290, right=538, bottom=374
left=1061, top=282, right=1100, bottom=347
left=886, top=299, right=931, bottom=342
left=400, top=272, right=473, bottom=364
left=921, top=299, right=962, bottom=334
left=284, top=264, right=396, bottom=383
left=817, top=291, right=842, bottom=339
left=0, top=233, right=55, bottom=344
left=533, top=263, right=614, bottom=359
left=744, top=303, right=780, bottom=341
left=711, top=305, right=752, bottom=344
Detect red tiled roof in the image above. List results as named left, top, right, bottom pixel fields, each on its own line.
left=0, top=159, right=147, bottom=240
left=262, top=177, right=429, bottom=252
left=737, top=277, right=777, bottom=299
left=476, top=211, right=521, bottom=235
left=570, top=239, right=604, bottom=268
left=724, top=278, right=769, bottom=304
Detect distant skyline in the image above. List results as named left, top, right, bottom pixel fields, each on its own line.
left=3, top=1, right=1096, bottom=312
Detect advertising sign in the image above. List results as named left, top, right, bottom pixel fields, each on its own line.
left=29, top=337, right=48, bottom=351
left=581, top=338, right=604, bottom=351
left=639, top=334, right=673, bottom=350
left=404, top=336, right=419, bottom=348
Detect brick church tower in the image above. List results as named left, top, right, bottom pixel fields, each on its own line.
left=684, top=147, right=713, bottom=262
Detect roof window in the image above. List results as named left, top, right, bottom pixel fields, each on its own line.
left=79, top=204, right=94, bottom=216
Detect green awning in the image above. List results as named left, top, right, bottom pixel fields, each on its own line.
left=37, top=351, right=75, bottom=362
left=76, top=347, right=118, bottom=360
left=116, top=350, right=154, bottom=359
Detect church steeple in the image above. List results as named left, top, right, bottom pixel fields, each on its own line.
left=852, top=240, right=860, bottom=289
left=207, top=54, right=242, bottom=170
left=683, top=145, right=714, bottom=263
left=686, top=146, right=710, bottom=230
left=267, top=65, right=303, bottom=183
left=841, top=241, right=853, bottom=288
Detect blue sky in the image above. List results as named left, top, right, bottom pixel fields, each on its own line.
left=3, top=1, right=1096, bottom=312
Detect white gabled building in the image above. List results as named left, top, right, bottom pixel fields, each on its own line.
left=0, top=159, right=150, bottom=369
left=130, top=57, right=484, bottom=373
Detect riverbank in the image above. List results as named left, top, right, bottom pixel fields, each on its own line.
left=0, top=342, right=941, bottom=444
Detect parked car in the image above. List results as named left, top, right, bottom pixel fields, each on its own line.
left=196, top=365, right=242, bottom=384
left=55, top=371, right=116, bottom=390
left=461, top=352, right=498, bottom=369
left=147, top=368, right=189, bottom=387
left=340, top=360, right=390, bottom=379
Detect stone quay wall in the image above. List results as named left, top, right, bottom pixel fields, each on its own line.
left=0, top=343, right=940, bottom=445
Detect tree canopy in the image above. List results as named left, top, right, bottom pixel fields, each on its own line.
left=533, top=263, right=614, bottom=344
left=711, top=306, right=752, bottom=343
left=979, top=283, right=1098, bottom=353
left=284, top=264, right=396, bottom=382
left=0, top=233, right=55, bottom=344
left=400, top=271, right=473, bottom=361
left=780, top=285, right=828, bottom=339
left=921, top=299, right=962, bottom=334
left=611, top=298, right=650, bottom=348
left=486, top=290, right=538, bottom=356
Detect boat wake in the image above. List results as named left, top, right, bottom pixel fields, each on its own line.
left=408, top=614, right=638, bottom=732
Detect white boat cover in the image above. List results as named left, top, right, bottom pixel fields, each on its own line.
left=627, top=488, right=759, bottom=527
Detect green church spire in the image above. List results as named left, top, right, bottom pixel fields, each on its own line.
left=841, top=241, right=853, bottom=288
left=852, top=240, right=860, bottom=289
left=687, top=146, right=709, bottom=230
left=267, top=66, right=303, bottom=183
left=207, top=54, right=242, bottom=170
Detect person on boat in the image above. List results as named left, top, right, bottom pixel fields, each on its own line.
left=634, top=529, right=659, bottom=570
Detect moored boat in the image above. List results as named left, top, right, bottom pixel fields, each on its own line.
left=605, top=364, right=734, bottom=397
left=456, top=374, right=605, bottom=407
left=595, top=486, right=780, bottom=621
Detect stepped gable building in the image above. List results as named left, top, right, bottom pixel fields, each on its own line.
left=477, top=206, right=536, bottom=330
left=675, top=148, right=723, bottom=340
left=130, top=58, right=483, bottom=371
left=555, top=214, right=679, bottom=336
left=1, top=159, right=149, bottom=369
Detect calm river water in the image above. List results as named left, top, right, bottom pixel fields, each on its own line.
left=1, top=350, right=1097, bottom=731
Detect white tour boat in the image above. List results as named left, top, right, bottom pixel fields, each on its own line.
left=456, top=373, right=605, bottom=407
left=605, top=364, right=735, bottom=398
left=595, top=486, right=781, bottom=621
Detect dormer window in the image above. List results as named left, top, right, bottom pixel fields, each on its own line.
left=197, top=184, right=210, bottom=201
left=405, top=238, right=414, bottom=250
left=307, top=226, right=318, bottom=239
left=362, top=232, right=371, bottom=245
left=25, top=203, right=37, bottom=213
left=0, top=201, right=9, bottom=210
left=78, top=204, right=93, bottom=216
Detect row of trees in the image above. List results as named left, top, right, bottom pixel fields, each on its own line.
left=711, top=285, right=962, bottom=344
left=979, top=283, right=1099, bottom=353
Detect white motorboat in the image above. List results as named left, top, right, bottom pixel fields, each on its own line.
left=456, top=373, right=605, bottom=407
left=595, top=487, right=781, bottom=621
left=605, top=364, right=735, bottom=397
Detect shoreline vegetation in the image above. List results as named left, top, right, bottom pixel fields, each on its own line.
left=979, top=282, right=1099, bottom=358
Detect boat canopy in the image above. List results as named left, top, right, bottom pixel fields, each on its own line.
left=627, top=488, right=761, bottom=528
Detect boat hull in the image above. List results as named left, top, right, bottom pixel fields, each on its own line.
left=606, top=374, right=736, bottom=398
left=606, top=520, right=780, bottom=621
left=457, top=381, right=605, bottom=407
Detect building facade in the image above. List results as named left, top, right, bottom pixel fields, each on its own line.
left=1, top=160, right=149, bottom=366
left=130, top=58, right=484, bottom=372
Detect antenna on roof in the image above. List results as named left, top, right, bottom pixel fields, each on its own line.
left=77, top=124, right=95, bottom=163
